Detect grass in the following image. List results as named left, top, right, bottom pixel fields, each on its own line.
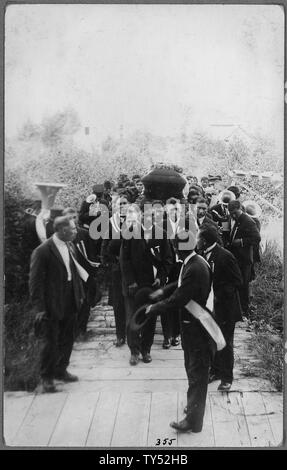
left=247, top=240, right=284, bottom=391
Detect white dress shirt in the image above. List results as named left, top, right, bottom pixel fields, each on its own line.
left=53, top=234, right=72, bottom=281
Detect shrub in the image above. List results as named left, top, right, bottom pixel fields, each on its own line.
left=4, top=300, right=42, bottom=392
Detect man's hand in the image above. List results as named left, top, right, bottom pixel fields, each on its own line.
left=152, top=278, right=161, bottom=288
left=128, top=282, right=138, bottom=296
left=145, top=304, right=157, bottom=316
left=149, top=288, right=164, bottom=302
left=231, top=239, right=242, bottom=247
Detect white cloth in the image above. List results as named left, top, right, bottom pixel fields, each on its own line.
left=35, top=209, right=50, bottom=244
left=169, top=218, right=179, bottom=237
left=69, top=249, right=89, bottom=282
left=53, top=234, right=72, bottom=281
left=204, top=242, right=217, bottom=262
left=198, top=253, right=214, bottom=311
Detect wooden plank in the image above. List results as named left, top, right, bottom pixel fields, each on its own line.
left=4, top=393, right=35, bottom=445
left=68, top=367, right=187, bottom=381
left=210, top=392, right=251, bottom=447
left=86, top=392, right=121, bottom=447
left=177, top=391, right=215, bottom=447
left=261, top=392, right=283, bottom=446
left=49, top=392, right=100, bottom=447
left=241, top=392, right=275, bottom=447
left=59, top=379, right=187, bottom=393
left=111, top=392, right=151, bottom=447
left=12, top=392, right=68, bottom=447
left=147, top=392, right=178, bottom=447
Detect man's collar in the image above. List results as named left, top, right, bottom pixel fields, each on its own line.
left=53, top=233, right=67, bottom=246
left=183, top=251, right=196, bottom=265
left=204, top=242, right=217, bottom=255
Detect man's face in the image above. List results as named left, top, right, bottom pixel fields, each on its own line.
left=117, top=197, right=129, bottom=217
left=197, top=202, right=208, bottom=219
left=201, top=178, right=209, bottom=188
left=229, top=208, right=241, bottom=221
left=153, top=204, right=164, bottom=223
left=135, top=181, right=144, bottom=193
left=196, top=232, right=206, bottom=251
left=67, top=211, right=78, bottom=224
left=61, top=220, right=77, bottom=242
left=166, top=203, right=181, bottom=221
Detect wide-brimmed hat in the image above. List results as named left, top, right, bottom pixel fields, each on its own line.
left=219, top=190, right=236, bottom=204
left=242, top=200, right=262, bottom=218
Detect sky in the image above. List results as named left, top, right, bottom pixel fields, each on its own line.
left=5, top=4, right=285, bottom=150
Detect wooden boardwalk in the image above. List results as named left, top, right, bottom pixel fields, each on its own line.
left=4, top=323, right=283, bottom=448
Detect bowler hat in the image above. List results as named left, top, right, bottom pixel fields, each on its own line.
left=129, top=287, right=156, bottom=332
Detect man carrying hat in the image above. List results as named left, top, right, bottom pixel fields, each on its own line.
left=146, top=229, right=212, bottom=433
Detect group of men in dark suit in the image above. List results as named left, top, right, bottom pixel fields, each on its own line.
left=26, top=174, right=262, bottom=435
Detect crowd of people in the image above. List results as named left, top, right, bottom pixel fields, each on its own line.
left=26, top=171, right=262, bottom=434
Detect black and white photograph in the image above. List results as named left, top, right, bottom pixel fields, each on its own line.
left=3, top=2, right=285, bottom=449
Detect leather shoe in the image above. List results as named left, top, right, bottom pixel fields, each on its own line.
left=40, top=378, right=57, bottom=393
left=218, top=381, right=232, bottom=391
left=129, top=354, right=140, bottom=366
left=208, top=373, right=220, bottom=384
left=55, top=371, right=79, bottom=382
left=142, top=353, right=152, bottom=363
left=171, top=337, right=180, bottom=346
left=114, top=338, right=125, bottom=347
left=170, top=418, right=201, bottom=433
left=162, top=340, right=171, bottom=349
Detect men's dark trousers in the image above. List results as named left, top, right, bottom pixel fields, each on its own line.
left=160, top=310, right=180, bottom=341
left=238, top=264, right=252, bottom=315
left=111, top=265, right=126, bottom=341
left=77, top=297, right=90, bottom=335
left=125, top=296, right=157, bottom=356
left=210, top=321, right=235, bottom=384
left=40, top=283, right=77, bottom=379
left=181, top=323, right=210, bottom=432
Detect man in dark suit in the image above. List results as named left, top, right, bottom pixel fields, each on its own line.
left=197, top=225, right=243, bottom=391
left=62, top=207, right=101, bottom=340
left=163, top=197, right=186, bottom=347
left=101, top=193, right=132, bottom=347
left=120, top=204, right=173, bottom=366
left=146, top=230, right=212, bottom=433
left=29, top=216, right=86, bottom=393
left=227, top=200, right=261, bottom=317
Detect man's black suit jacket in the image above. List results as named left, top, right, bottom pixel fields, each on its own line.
left=207, top=244, right=243, bottom=323
left=152, top=253, right=211, bottom=324
left=120, top=227, right=173, bottom=296
left=29, top=237, right=84, bottom=320
left=229, top=212, right=261, bottom=266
